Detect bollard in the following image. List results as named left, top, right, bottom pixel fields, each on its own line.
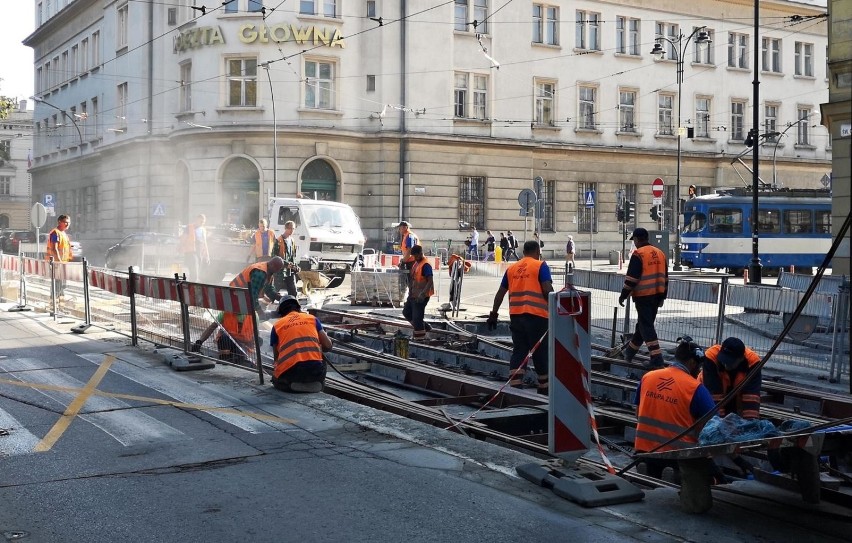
left=790, top=265, right=795, bottom=274
left=743, top=268, right=749, bottom=285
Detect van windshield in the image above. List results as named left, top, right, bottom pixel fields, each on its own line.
left=302, top=204, right=360, bottom=231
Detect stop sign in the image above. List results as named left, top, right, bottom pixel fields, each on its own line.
left=652, top=178, right=664, bottom=198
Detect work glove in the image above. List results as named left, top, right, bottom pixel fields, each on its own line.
left=486, top=311, right=499, bottom=331
left=618, top=295, right=627, bottom=307
left=191, top=340, right=203, bottom=353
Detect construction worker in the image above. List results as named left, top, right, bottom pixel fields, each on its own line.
left=272, top=220, right=298, bottom=296
left=634, top=338, right=717, bottom=513
left=618, top=228, right=668, bottom=368
left=249, top=219, right=276, bottom=262
left=192, top=311, right=256, bottom=366
left=487, top=240, right=554, bottom=394
left=701, top=337, right=762, bottom=420
left=46, top=214, right=72, bottom=301
left=179, top=213, right=210, bottom=282
left=397, top=221, right=419, bottom=265
left=230, top=257, right=285, bottom=319
left=402, top=245, right=434, bottom=340
left=271, top=295, right=333, bottom=393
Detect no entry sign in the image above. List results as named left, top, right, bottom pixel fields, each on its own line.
left=652, top=178, right=664, bottom=198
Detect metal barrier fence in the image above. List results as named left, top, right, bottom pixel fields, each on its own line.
left=0, top=255, right=264, bottom=382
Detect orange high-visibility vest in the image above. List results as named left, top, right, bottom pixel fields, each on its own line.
left=507, top=257, right=548, bottom=318
left=230, top=262, right=268, bottom=288
left=273, top=312, right=323, bottom=378
left=410, top=260, right=434, bottom=298
left=253, top=229, right=276, bottom=258
left=402, top=231, right=419, bottom=262
left=46, top=228, right=71, bottom=262
left=219, top=312, right=255, bottom=344
left=632, top=245, right=667, bottom=298
left=180, top=224, right=197, bottom=254
left=702, top=344, right=762, bottom=419
left=634, top=366, right=702, bottom=453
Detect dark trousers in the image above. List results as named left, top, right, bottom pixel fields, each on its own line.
left=504, top=248, right=518, bottom=262
left=272, top=361, right=326, bottom=390
left=509, top=313, right=549, bottom=376
left=403, top=297, right=429, bottom=338
left=274, top=273, right=297, bottom=296
left=628, top=296, right=663, bottom=364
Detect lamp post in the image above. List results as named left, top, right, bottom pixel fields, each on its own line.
left=261, top=62, right=278, bottom=198
left=650, top=27, right=711, bottom=271
left=31, top=96, right=84, bottom=153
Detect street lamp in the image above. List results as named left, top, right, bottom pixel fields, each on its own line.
left=30, top=96, right=84, bottom=153
left=650, top=27, right=711, bottom=271
left=260, top=62, right=278, bottom=198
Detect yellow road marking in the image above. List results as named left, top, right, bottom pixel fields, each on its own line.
left=0, top=375, right=297, bottom=429
left=34, top=355, right=116, bottom=452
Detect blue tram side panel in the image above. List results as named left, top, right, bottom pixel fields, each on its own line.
left=680, top=189, right=831, bottom=274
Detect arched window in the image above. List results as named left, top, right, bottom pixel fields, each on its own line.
left=0, top=214, right=9, bottom=229
left=301, top=159, right=337, bottom=201
left=221, top=157, right=260, bottom=227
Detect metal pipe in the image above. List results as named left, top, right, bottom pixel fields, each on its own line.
left=748, top=0, right=762, bottom=284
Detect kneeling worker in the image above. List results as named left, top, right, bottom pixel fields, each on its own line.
left=634, top=339, right=717, bottom=513
left=193, top=311, right=256, bottom=367
left=271, top=295, right=333, bottom=393
left=701, top=337, right=762, bottom=420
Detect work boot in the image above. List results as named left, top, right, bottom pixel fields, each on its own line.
left=623, top=345, right=638, bottom=364
left=645, top=355, right=666, bottom=369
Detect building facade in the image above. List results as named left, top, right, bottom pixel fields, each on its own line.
left=0, top=100, right=34, bottom=230
left=25, top=0, right=832, bottom=258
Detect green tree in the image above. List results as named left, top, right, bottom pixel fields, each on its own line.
left=0, top=96, right=13, bottom=120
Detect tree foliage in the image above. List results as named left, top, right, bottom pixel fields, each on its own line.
left=0, top=96, right=13, bottom=120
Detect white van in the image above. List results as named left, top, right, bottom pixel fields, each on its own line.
left=268, top=198, right=366, bottom=275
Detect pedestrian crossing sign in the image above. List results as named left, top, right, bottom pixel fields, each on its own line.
left=584, top=190, right=595, bottom=208
left=152, top=203, right=167, bottom=217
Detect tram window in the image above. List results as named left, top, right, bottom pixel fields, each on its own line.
left=684, top=213, right=706, bottom=233
left=783, top=209, right=812, bottom=234
left=815, top=210, right=831, bottom=234
left=709, top=208, right=743, bottom=234
left=757, top=210, right=781, bottom=234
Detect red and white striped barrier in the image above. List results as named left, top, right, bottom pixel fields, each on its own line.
left=89, top=269, right=130, bottom=297
left=180, top=282, right=252, bottom=314
left=134, top=275, right=180, bottom=302
left=54, top=262, right=84, bottom=282
left=548, top=288, right=594, bottom=462
left=378, top=253, right=441, bottom=270
left=22, top=257, right=49, bottom=278
left=1, top=254, right=18, bottom=272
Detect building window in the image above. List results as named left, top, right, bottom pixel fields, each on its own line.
left=71, top=45, right=78, bottom=77
left=180, top=62, right=192, bottom=112
left=0, top=176, right=11, bottom=196
left=764, top=104, right=778, bottom=142
left=454, top=72, right=488, bottom=120
left=696, top=97, right=711, bottom=138
left=36, top=67, right=43, bottom=93
left=616, top=16, right=640, bottom=55
left=533, top=5, right=558, bottom=46
left=656, top=22, right=679, bottom=60
left=226, top=1, right=238, bottom=13
left=366, top=74, right=376, bottom=92
left=728, top=32, right=749, bottom=69
left=619, top=90, right=636, bottom=132
left=92, top=31, right=100, bottom=67
left=300, top=0, right=337, bottom=17
left=305, top=59, right=334, bottom=109
left=577, top=182, right=597, bottom=233
left=81, top=38, right=89, bottom=72
left=117, top=83, right=128, bottom=131
left=0, top=140, right=9, bottom=161
left=762, top=37, right=781, bottom=73
left=540, top=178, right=555, bottom=232
left=730, top=101, right=745, bottom=141
left=459, top=176, right=486, bottom=230
left=797, top=107, right=810, bottom=145
left=366, top=0, right=376, bottom=18
left=117, top=3, right=129, bottom=49
left=576, top=10, right=600, bottom=50
left=694, top=28, right=713, bottom=64
left=534, top=80, right=554, bottom=126
left=227, top=58, right=257, bottom=107
left=578, top=85, right=597, bottom=130
left=658, top=93, right=674, bottom=135
left=60, top=51, right=68, bottom=83
left=91, top=97, right=98, bottom=139
left=795, top=42, right=814, bottom=77
left=455, top=0, right=487, bottom=33
left=37, top=2, right=43, bottom=26
left=248, top=0, right=264, bottom=12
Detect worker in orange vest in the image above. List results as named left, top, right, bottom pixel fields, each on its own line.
left=249, top=219, right=276, bottom=262
left=701, top=337, right=762, bottom=420
left=179, top=213, right=210, bottom=282
left=271, top=295, right=333, bottom=393
left=46, top=214, right=72, bottom=301
left=487, top=240, right=554, bottom=394
left=193, top=311, right=257, bottom=366
left=402, top=245, right=434, bottom=340
left=397, top=221, right=419, bottom=266
left=619, top=228, right=668, bottom=368
left=634, top=338, right=717, bottom=513
left=230, top=257, right=285, bottom=319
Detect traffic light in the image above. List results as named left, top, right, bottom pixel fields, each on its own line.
left=616, top=208, right=625, bottom=222
left=625, top=201, right=635, bottom=223
left=650, top=206, right=659, bottom=221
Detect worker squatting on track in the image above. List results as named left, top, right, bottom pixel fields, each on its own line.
left=487, top=240, right=554, bottom=395
left=701, top=337, right=763, bottom=420
left=270, top=295, right=333, bottom=393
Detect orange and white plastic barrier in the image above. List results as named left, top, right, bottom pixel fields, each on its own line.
left=180, top=282, right=253, bottom=314
left=378, top=253, right=441, bottom=270
left=89, top=268, right=131, bottom=296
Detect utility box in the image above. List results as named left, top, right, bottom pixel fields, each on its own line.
left=647, top=230, right=670, bottom=261
left=609, top=251, right=620, bottom=265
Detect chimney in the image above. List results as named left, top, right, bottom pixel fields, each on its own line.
left=18, top=99, right=27, bottom=112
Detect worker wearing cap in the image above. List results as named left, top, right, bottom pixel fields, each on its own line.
left=634, top=338, right=717, bottom=513
left=270, top=295, right=333, bottom=393
left=397, top=221, right=419, bottom=265
left=487, top=240, right=554, bottom=394
left=619, top=228, right=668, bottom=368
left=402, top=245, right=434, bottom=340
left=701, top=337, right=762, bottom=419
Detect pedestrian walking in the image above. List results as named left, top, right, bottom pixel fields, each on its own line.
left=504, top=230, right=519, bottom=261
left=402, top=245, right=434, bottom=340
left=498, top=232, right=509, bottom=262
left=618, top=228, right=668, bottom=368
left=468, top=227, right=480, bottom=260
left=272, top=220, right=298, bottom=296
left=249, top=219, right=276, bottom=262
left=565, top=235, right=576, bottom=272
left=483, top=230, right=496, bottom=261
left=487, top=240, right=554, bottom=394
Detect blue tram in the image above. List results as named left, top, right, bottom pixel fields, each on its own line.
left=680, top=189, right=831, bottom=274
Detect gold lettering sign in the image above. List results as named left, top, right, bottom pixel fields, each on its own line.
left=238, top=23, right=344, bottom=48
left=175, top=26, right=225, bottom=52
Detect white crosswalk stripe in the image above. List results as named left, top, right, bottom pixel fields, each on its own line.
left=0, top=407, right=41, bottom=456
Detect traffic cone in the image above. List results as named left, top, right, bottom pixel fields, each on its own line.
left=743, top=268, right=749, bottom=285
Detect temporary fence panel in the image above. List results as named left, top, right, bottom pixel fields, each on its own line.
left=131, top=274, right=185, bottom=349
left=0, top=253, right=22, bottom=304
left=87, top=267, right=134, bottom=335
